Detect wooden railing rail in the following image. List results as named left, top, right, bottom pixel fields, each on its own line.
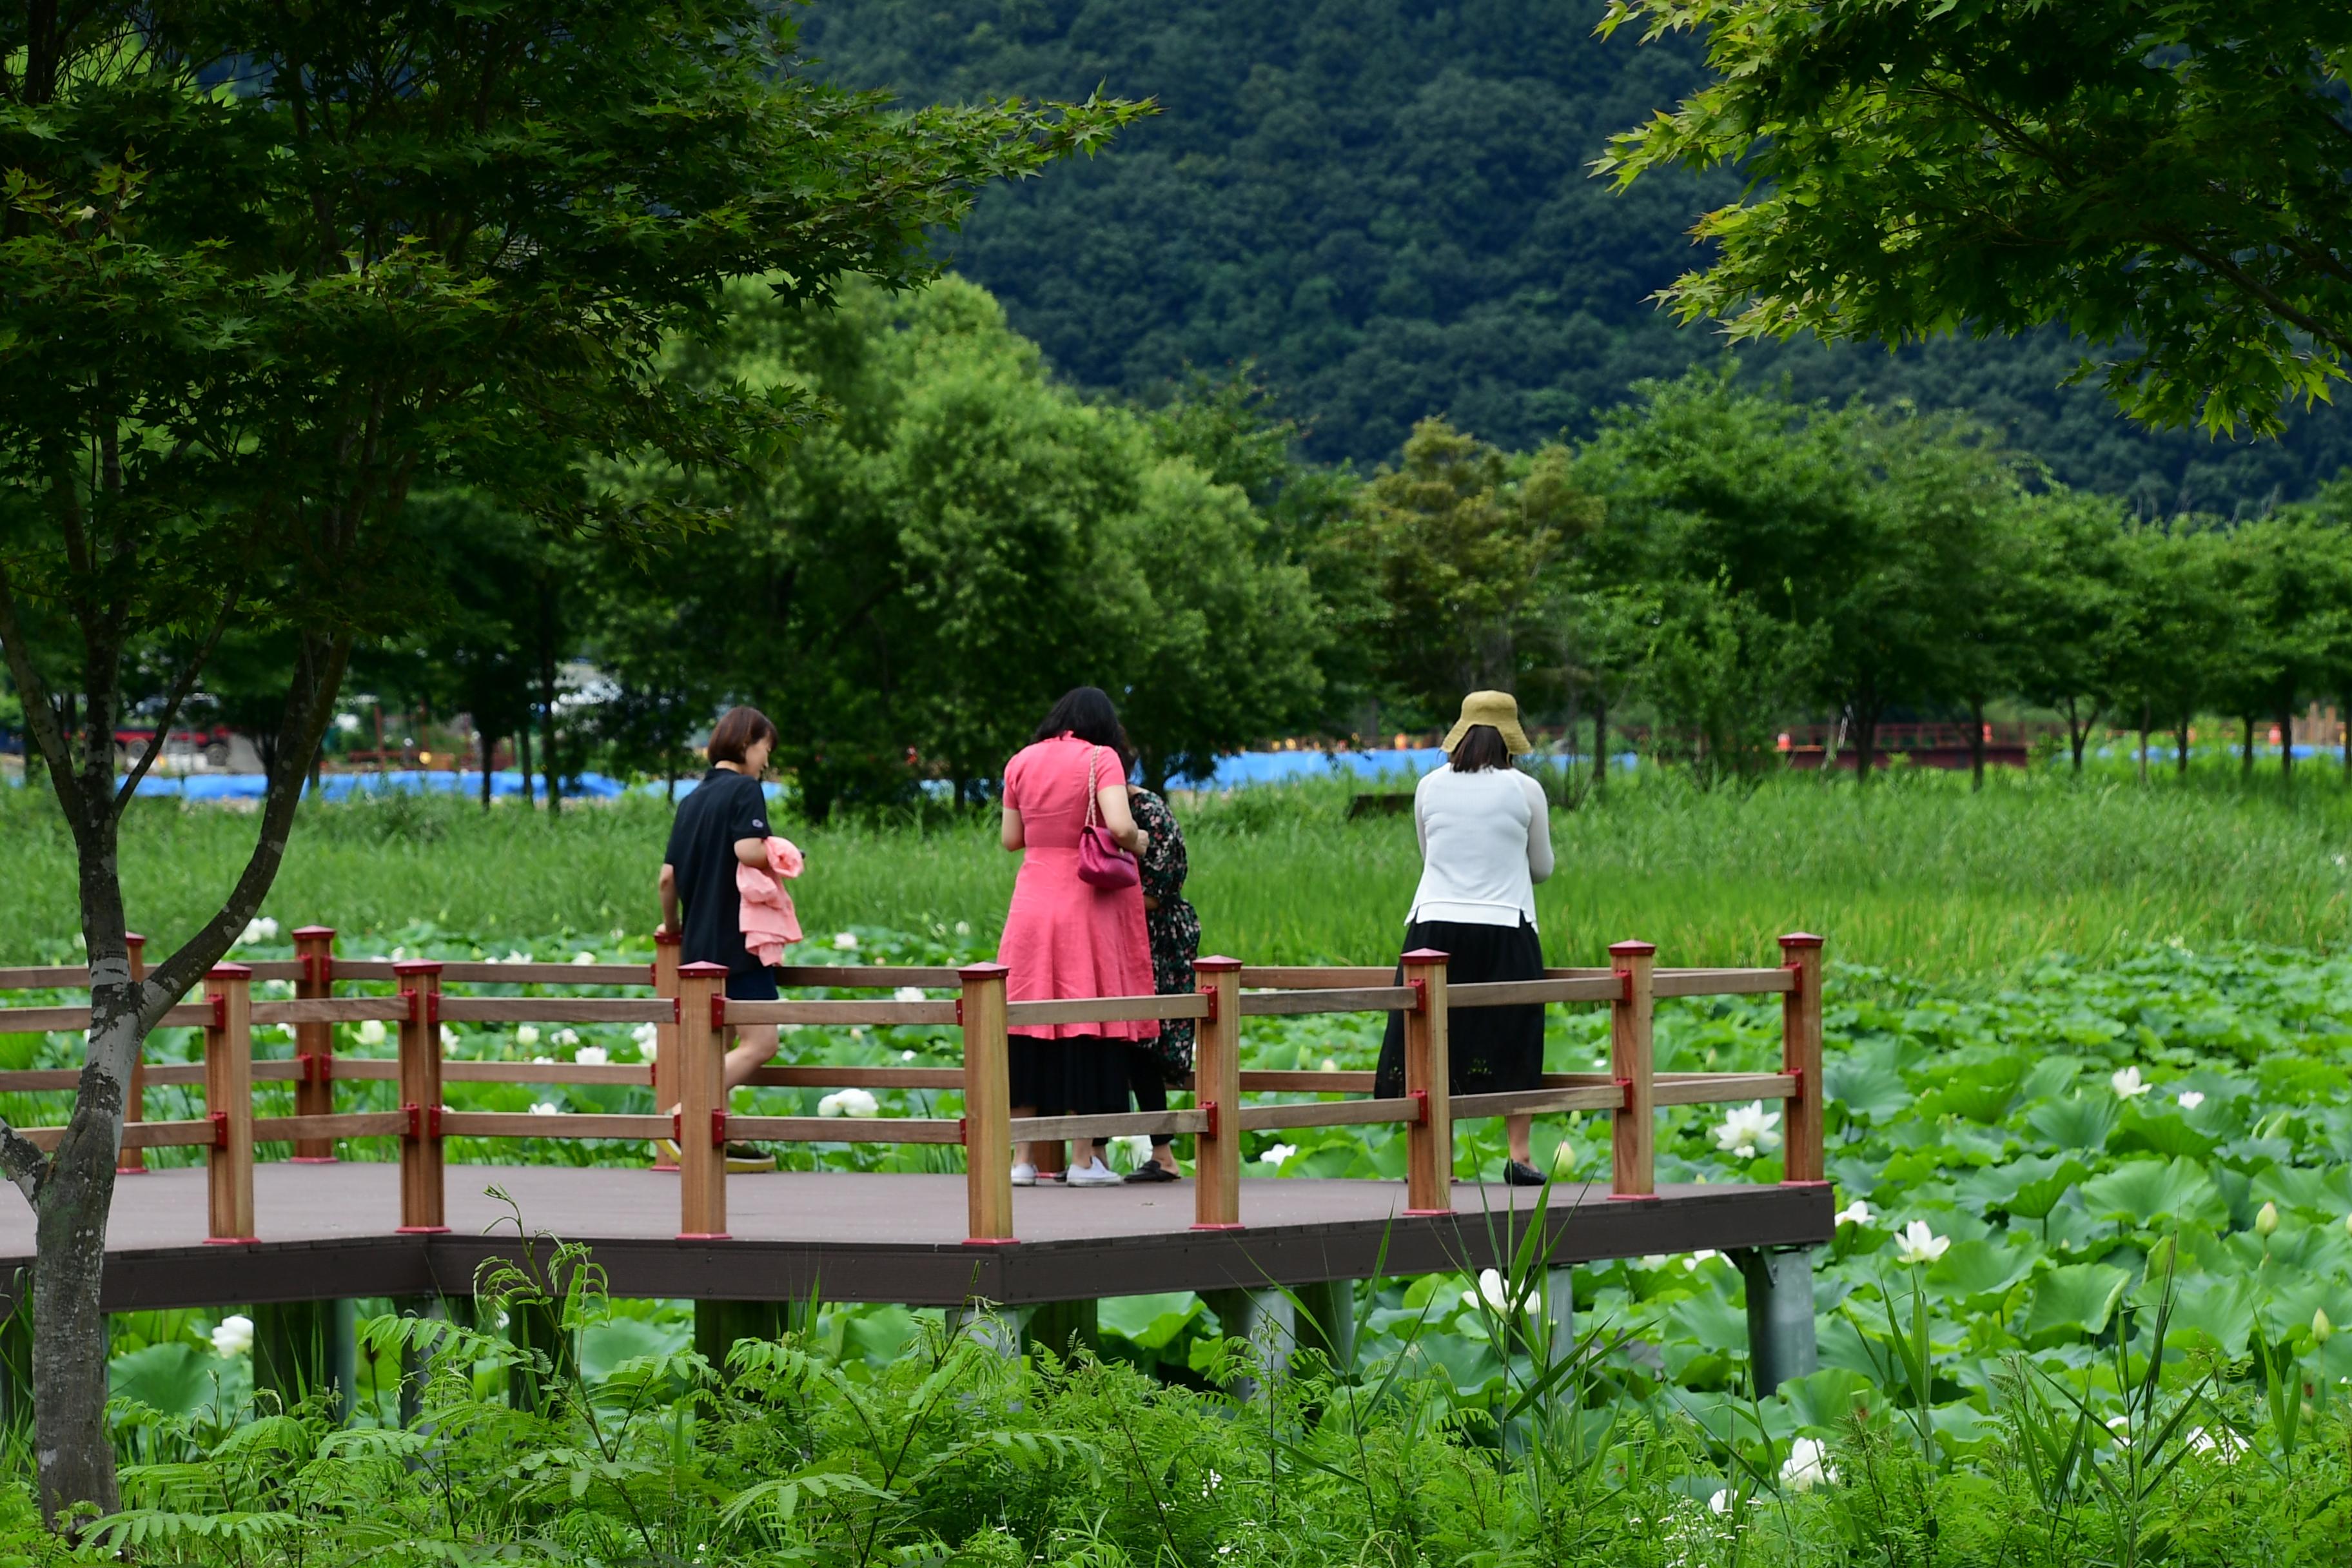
left=0, top=927, right=1833, bottom=1250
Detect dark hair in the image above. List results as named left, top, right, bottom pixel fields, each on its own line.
left=1449, top=724, right=1510, bottom=773
left=707, top=706, right=779, bottom=765
left=1032, top=687, right=1124, bottom=751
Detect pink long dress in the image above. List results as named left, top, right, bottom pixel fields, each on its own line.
left=999, top=736, right=1159, bottom=1042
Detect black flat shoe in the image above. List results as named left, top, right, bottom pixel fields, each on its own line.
left=1124, top=1161, right=1181, bottom=1183
left=1504, top=1160, right=1547, bottom=1187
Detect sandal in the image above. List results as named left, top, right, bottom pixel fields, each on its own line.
left=1123, top=1161, right=1181, bottom=1183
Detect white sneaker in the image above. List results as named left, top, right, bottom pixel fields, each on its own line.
left=1011, top=1162, right=1037, bottom=1187
left=1066, top=1158, right=1121, bottom=1188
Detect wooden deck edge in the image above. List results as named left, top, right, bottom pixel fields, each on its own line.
left=5, top=1180, right=1832, bottom=1312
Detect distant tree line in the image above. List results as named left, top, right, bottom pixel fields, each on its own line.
left=106, top=281, right=2335, bottom=815
left=794, top=0, right=2352, bottom=515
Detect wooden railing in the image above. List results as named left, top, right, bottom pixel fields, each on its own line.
left=0, top=929, right=1828, bottom=1246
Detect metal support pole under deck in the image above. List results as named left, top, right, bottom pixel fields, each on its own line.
left=1732, top=1245, right=1818, bottom=1392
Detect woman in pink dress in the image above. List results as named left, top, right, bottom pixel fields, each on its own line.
left=999, top=687, right=1157, bottom=1188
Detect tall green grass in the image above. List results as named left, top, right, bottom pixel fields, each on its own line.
left=7, top=761, right=2349, bottom=975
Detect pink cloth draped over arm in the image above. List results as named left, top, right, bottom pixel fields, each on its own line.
left=738, top=836, right=805, bottom=966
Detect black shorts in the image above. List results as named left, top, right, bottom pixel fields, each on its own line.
left=725, top=968, right=779, bottom=1003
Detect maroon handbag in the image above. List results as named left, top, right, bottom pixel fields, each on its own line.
left=1077, top=748, right=1141, bottom=890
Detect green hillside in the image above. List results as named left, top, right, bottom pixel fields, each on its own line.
left=801, top=0, right=2351, bottom=510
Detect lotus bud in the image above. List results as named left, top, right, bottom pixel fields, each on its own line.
left=2257, top=1201, right=2280, bottom=1237
left=2316, top=1308, right=2334, bottom=1344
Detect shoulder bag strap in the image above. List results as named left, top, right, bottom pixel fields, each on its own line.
left=1085, top=747, right=1101, bottom=829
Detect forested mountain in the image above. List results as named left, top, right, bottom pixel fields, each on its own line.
left=801, top=0, right=2352, bottom=512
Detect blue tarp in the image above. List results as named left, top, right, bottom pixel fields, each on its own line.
left=88, top=769, right=628, bottom=801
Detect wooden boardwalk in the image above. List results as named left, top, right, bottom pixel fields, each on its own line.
left=0, top=1163, right=1832, bottom=1311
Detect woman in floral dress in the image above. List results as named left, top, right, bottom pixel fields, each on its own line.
left=1106, top=780, right=1199, bottom=1181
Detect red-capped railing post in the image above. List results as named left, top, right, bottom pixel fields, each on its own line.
left=204, top=965, right=257, bottom=1244
left=650, top=930, right=682, bottom=1170
left=1191, top=956, right=1243, bottom=1230
left=1402, top=948, right=1453, bottom=1215
left=959, top=963, right=1015, bottom=1244
left=675, top=962, right=729, bottom=1240
left=395, top=961, right=448, bottom=1234
left=117, top=932, right=148, bottom=1175
left=291, top=926, right=338, bottom=1162
left=1609, top=940, right=1658, bottom=1200
left=1779, top=934, right=1827, bottom=1185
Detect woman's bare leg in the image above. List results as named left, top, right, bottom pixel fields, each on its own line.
left=1010, top=1110, right=1044, bottom=1168
left=1507, top=1113, right=1534, bottom=1167
left=723, top=1023, right=781, bottom=1092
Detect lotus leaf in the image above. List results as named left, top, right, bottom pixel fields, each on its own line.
left=2021, top=1263, right=2132, bottom=1345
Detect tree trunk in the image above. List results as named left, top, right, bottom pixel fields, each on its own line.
left=1968, top=698, right=1986, bottom=792
left=2065, top=697, right=2090, bottom=776
left=480, top=729, right=495, bottom=811
left=1853, top=704, right=1877, bottom=783
left=519, top=727, right=534, bottom=807
left=2278, top=707, right=2295, bottom=782
left=30, top=903, right=140, bottom=1524
left=2241, top=714, right=2254, bottom=778
left=1592, top=698, right=1607, bottom=798
left=2177, top=714, right=2191, bottom=779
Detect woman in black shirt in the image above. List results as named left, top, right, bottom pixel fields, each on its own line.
left=658, top=706, right=785, bottom=1171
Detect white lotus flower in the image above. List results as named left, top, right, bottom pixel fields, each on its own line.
left=439, top=1025, right=458, bottom=1050
left=1321, top=1057, right=1340, bottom=1073
left=2187, top=1427, right=2244, bottom=1461
left=631, top=1022, right=659, bottom=1060
left=554, top=1029, right=579, bottom=1047
left=832, top=932, right=859, bottom=951
left=1550, top=1139, right=1578, bottom=1172
left=238, top=917, right=279, bottom=945
left=1683, top=1249, right=1720, bottom=1271
left=2257, top=1201, right=2280, bottom=1237
left=954, top=921, right=971, bottom=936
left=530, top=1055, right=553, bottom=1065
left=1639, top=1255, right=1669, bottom=1270
left=574, top=1046, right=609, bottom=1066
left=573, top=952, right=596, bottom=965
left=894, top=986, right=926, bottom=1003
left=901, top=1050, right=916, bottom=1061
left=1893, top=1220, right=1950, bottom=1265
left=504, top=950, right=531, bottom=964
left=1836, top=1200, right=1873, bottom=1227
left=1461, top=1267, right=1538, bottom=1317
left=1712, top=1102, right=1781, bottom=1159
left=275, top=1023, right=298, bottom=1041
left=516, top=1025, right=540, bottom=1048
left=356, top=1020, right=387, bottom=1046
left=1781, top=1436, right=1835, bottom=1491
left=2111, top=1066, right=2151, bottom=1098
left=1115, top=1134, right=1153, bottom=1162
left=210, top=1314, right=254, bottom=1358
left=2175, top=1090, right=2206, bottom=1110
left=1707, top=1487, right=1732, bottom=1515
left=1260, top=1142, right=1297, bottom=1167
left=529, top=1101, right=559, bottom=1115
left=818, top=1088, right=879, bottom=1118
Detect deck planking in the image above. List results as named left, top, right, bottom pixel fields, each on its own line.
left=0, top=1163, right=1833, bottom=1310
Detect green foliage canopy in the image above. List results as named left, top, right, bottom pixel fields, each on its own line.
left=1598, top=0, right=2352, bottom=436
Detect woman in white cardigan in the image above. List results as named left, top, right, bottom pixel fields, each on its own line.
left=1371, top=691, right=1556, bottom=1185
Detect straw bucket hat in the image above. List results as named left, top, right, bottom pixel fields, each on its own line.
left=1441, top=691, right=1532, bottom=754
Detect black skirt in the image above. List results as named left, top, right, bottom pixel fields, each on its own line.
left=1008, top=1034, right=1133, bottom=1117
left=1372, top=918, right=1545, bottom=1098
